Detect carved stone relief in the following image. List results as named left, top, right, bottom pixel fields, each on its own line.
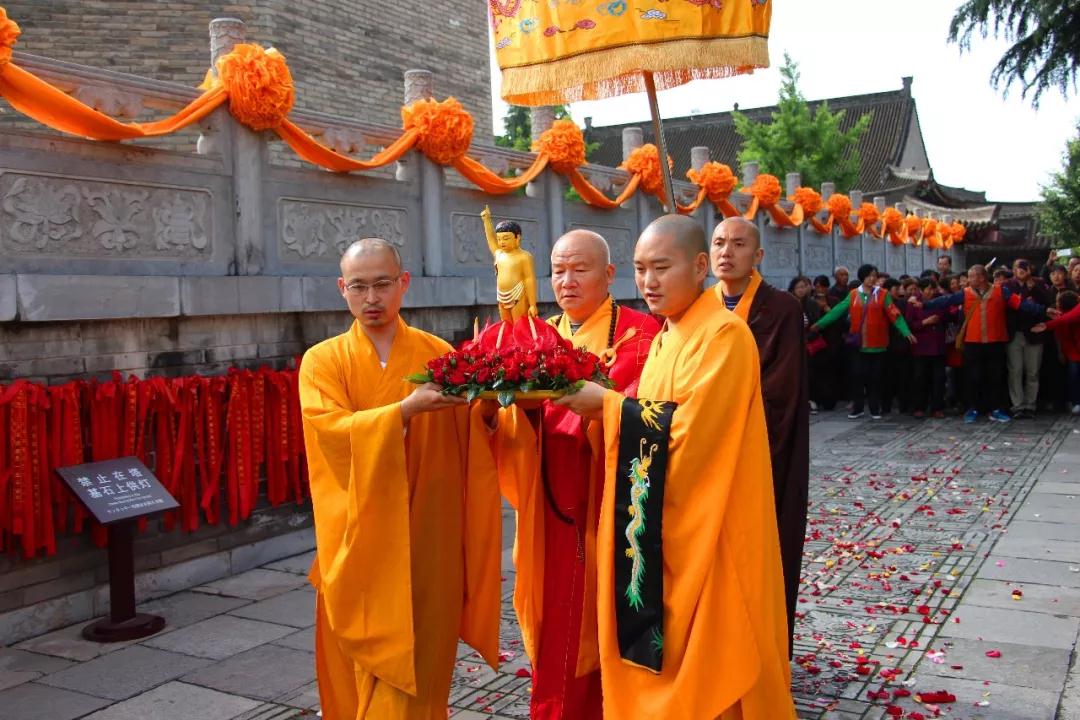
left=0, top=171, right=211, bottom=258
left=805, top=243, right=831, bottom=273
left=764, top=240, right=798, bottom=272
left=568, top=223, right=633, bottom=265
left=837, top=246, right=862, bottom=272
left=278, top=199, right=408, bottom=261
left=450, top=212, right=539, bottom=268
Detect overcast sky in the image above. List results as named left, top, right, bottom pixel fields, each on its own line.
left=488, top=0, right=1076, bottom=202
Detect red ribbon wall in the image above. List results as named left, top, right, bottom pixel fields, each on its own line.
left=0, top=367, right=308, bottom=559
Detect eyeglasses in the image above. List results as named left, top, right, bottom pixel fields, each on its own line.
left=344, top=276, right=400, bottom=296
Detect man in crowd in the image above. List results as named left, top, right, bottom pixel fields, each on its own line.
left=938, top=254, right=953, bottom=276
left=557, top=214, right=796, bottom=719
left=493, top=229, right=660, bottom=720
left=710, top=216, right=808, bottom=654
left=827, top=265, right=850, bottom=305
left=1005, top=258, right=1052, bottom=418
left=300, top=238, right=502, bottom=719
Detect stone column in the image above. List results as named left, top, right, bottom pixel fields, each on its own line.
left=401, top=70, right=443, bottom=277
left=622, top=127, right=643, bottom=160
left=741, top=161, right=759, bottom=187
left=821, top=182, right=835, bottom=201
left=527, top=107, right=563, bottom=237
left=873, top=196, right=886, bottom=212
left=850, top=190, right=863, bottom=208
left=785, top=172, right=801, bottom=198
left=530, top=106, right=556, bottom=144
left=690, top=146, right=710, bottom=172
left=896, top=202, right=907, bottom=215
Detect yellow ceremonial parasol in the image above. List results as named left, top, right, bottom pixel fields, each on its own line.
left=492, top=0, right=772, bottom=210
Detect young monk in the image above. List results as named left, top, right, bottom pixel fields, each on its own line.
left=299, top=238, right=502, bottom=720
left=556, top=215, right=796, bottom=719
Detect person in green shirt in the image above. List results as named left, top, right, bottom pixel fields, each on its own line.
left=811, top=264, right=915, bottom=419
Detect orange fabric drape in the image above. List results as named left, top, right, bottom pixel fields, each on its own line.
left=452, top=153, right=550, bottom=194
left=0, top=62, right=226, bottom=140
left=566, top=169, right=641, bottom=209
left=275, top=122, right=419, bottom=173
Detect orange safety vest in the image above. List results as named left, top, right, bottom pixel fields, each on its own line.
left=962, top=286, right=1009, bottom=343
left=848, top=288, right=897, bottom=350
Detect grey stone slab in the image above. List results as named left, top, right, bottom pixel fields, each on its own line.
left=17, top=274, right=180, bottom=321
left=0, top=680, right=110, bottom=720
left=142, top=615, right=295, bottom=660
left=236, top=276, right=283, bottom=314
left=281, top=276, right=304, bottom=312
left=181, top=643, right=315, bottom=701
left=193, top=568, right=308, bottom=601
left=404, top=276, right=477, bottom=308
left=274, top=679, right=320, bottom=710
left=230, top=527, right=315, bottom=574
left=79, top=681, right=262, bottom=720
left=0, top=591, right=94, bottom=646
left=262, top=550, right=316, bottom=576
left=180, top=276, right=239, bottom=316
left=301, top=276, right=344, bottom=311
left=1015, top=492, right=1080, bottom=524
left=272, top=628, right=314, bottom=653
left=0, top=274, right=14, bottom=321
left=1002, top=519, right=1080, bottom=542
left=139, top=590, right=253, bottom=629
left=917, top=637, right=1070, bottom=692
left=37, top=644, right=211, bottom=701
left=905, top=674, right=1059, bottom=720
left=228, top=589, right=314, bottom=628
left=961, top=578, right=1080, bottom=616
left=991, top=535, right=1080, bottom=563
left=0, top=648, right=75, bottom=692
left=1063, top=641, right=1080, bottom=720
left=977, top=556, right=1080, bottom=588
left=940, top=603, right=1080, bottom=650
left=14, top=619, right=141, bottom=662
left=1032, top=481, right=1080, bottom=495
left=94, top=552, right=232, bottom=616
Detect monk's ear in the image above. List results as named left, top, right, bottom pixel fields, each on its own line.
left=754, top=246, right=765, bottom=267
left=399, top=270, right=411, bottom=295
left=605, top=263, right=616, bottom=287
left=337, top=277, right=347, bottom=298
left=693, top=251, right=709, bottom=282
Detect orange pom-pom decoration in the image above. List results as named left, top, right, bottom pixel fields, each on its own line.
left=951, top=221, right=966, bottom=242
left=792, top=187, right=823, bottom=216
left=621, top=144, right=672, bottom=199
left=216, top=44, right=295, bottom=131
left=938, top=222, right=953, bottom=244
left=746, top=173, right=782, bottom=207
left=533, top=119, right=586, bottom=174
left=687, top=162, right=737, bottom=203
left=827, top=193, right=853, bottom=220
left=0, top=7, right=21, bottom=68
left=858, top=203, right=880, bottom=227
left=402, top=97, right=475, bottom=166
left=904, top=215, right=922, bottom=236
left=881, top=207, right=903, bottom=234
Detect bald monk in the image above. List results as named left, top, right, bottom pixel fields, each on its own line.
left=300, top=238, right=502, bottom=720
left=712, top=217, right=809, bottom=653
left=494, top=229, right=660, bottom=720
left=557, top=215, right=796, bottom=719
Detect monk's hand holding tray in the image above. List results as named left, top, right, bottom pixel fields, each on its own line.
left=406, top=316, right=613, bottom=408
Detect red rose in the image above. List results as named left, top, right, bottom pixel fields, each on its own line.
left=448, top=368, right=467, bottom=386
left=502, top=359, right=521, bottom=383
left=432, top=369, right=447, bottom=384
left=475, top=366, right=492, bottom=385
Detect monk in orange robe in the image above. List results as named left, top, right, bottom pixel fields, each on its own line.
left=493, top=229, right=660, bottom=720
left=556, top=215, right=796, bottom=720
left=299, top=238, right=502, bottom=720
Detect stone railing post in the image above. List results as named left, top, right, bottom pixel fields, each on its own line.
left=530, top=106, right=555, bottom=144
left=396, top=69, right=433, bottom=183
left=821, top=182, right=835, bottom=202
left=690, top=147, right=710, bottom=172
left=850, top=190, right=863, bottom=208
left=401, top=70, right=443, bottom=276
left=873, top=196, right=886, bottom=213
left=896, top=202, right=907, bottom=215
left=622, top=127, right=643, bottom=161
left=527, top=107, right=563, bottom=237
left=206, top=19, right=264, bottom=275
left=197, top=18, right=246, bottom=157
left=741, top=161, right=759, bottom=188
left=785, top=172, right=800, bottom=198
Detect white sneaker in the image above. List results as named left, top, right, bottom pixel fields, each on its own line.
left=1072, top=404, right=1080, bottom=416
left=809, top=400, right=819, bottom=412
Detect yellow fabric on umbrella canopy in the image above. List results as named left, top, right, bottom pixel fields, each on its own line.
left=493, top=0, right=771, bottom=106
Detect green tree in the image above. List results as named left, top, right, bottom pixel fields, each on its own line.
left=949, top=1, right=1080, bottom=107
left=732, top=53, right=871, bottom=192
left=495, top=105, right=571, bottom=151
left=1040, top=124, right=1080, bottom=246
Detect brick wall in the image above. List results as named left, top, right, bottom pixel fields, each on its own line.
left=1, top=0, right=494, bottom=137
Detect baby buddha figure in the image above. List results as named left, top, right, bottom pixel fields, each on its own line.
left=481, top=205, right=538, bottom=322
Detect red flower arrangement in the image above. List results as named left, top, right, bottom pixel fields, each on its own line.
left=407, top=317, right=612, bottom=406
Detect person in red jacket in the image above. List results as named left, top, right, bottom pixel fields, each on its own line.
left=917, top=264, right=1054, bottom=423
left=811, top=264, right=915, bottom=419
left=1033, top=290, right=1080, bottom=414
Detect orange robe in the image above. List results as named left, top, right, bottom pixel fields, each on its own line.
left=494, top=298, right=659, bottom=720
left=597, top=289, right=796, bottom=720
left=299, top=318, right=502, bottom=720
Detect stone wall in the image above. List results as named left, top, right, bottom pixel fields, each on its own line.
left=0, top=0, right=494, bottom=138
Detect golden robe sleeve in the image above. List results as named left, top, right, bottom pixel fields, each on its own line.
left=299, top=345, right=418, bottom=696
left=598, top=321, right=795, bottom=720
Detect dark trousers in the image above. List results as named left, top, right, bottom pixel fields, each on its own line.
left=1040, top=338, right=1068, bottom=411
left=911, top=355, right=946, bottom=413
left=1068, top=361, right=1080, bottom=407
left=963, top=342, right=1007, bottom=414
left=851, top=351, right=885, bottom=415
left=881, top=351, right=912, bottom=414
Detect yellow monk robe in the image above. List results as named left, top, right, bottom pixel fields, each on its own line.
left=494, top=298, right=658, bottom=719
left=597, top=289, right=795, bottom=720
left=300, top=318, right=502, bottom=720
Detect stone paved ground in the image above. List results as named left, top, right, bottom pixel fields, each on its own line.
left=2, top=411, right=1079, bottom=719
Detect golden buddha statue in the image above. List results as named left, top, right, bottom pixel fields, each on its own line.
left=481, top=205, right=539, bottom=322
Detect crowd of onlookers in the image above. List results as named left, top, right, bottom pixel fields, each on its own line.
left=789, top=250, right=1080, bottom=422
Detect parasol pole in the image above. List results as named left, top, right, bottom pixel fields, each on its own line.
left=643, top=71, right=677, bottom=214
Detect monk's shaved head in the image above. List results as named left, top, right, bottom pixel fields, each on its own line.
left=552, top=228, right=611, bottom=265
left=340, top=237, right=402, bottom=276
left=715, top=217, right=760, bottom=250
left=639, top=214, right=707, bottom=260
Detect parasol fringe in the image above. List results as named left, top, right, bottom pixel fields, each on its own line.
left=500, top=36, right=769, bottom=106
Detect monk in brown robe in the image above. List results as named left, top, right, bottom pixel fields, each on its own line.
left=557, top=215, right=796, bottom=720
left=712, top=217, right=809, bottom=653
left=299, top=238, right=502, bottom=720
left=494, top=229, right=660, bottom=720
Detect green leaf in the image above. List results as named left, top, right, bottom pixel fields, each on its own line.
left=497, top=390, right=515, bottom=408
left=519, top=381, right=535, bottom=392
left=405, top=372, right=431, bottom=384
left=465, top=386, right=481, bottom=402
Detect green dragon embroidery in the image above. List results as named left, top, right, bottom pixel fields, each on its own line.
left=624, top=437, right=657, bottom=610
